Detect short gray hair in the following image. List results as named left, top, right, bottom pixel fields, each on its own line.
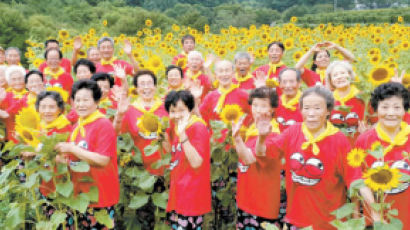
left=97, top=37, right=114, bottom=49
left=214, top=60, right=234, bottom=71
left=299, top=85, right=334, bottom=112
left=326, top=60, right=355, bottom=89
left=5, top=47, right=21, bottom=56
left=5, top=65, right=26, bottom=83
left=278, top=68, right=301, bottom=82
left=187, top=51, right=203, bottom=61
left=234, top=52, right=251, bottom=63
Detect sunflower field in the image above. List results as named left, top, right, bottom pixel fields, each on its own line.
left=2, top=14, right=410, bottom=230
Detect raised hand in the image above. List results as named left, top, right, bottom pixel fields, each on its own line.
left=322, top=41, right=337, bottom=50
left=254, top=70, right=267, bottom=88
left=117, top=93, right=130, bottom=115
left=188, top=81, right=203, bottom=99
left=177, top=111, right=190, bottom=139
left=73, top=36, right=83, bottom=51
left=391, top=69, right=405, bottom=84
left=123, top=39, right=132, bottom=56
left=255, top=113, right=272, bottom=138
left=113, top=64, right=126, bottom=80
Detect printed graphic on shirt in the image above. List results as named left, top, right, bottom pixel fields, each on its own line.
left=289, top=152, right=324, bottom=186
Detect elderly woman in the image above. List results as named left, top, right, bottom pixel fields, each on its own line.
left=0, top=66, right=28, bottom=142
left=233, top=52, right=254, bottom=91
left=326, top=60, right=365, bottom=144
left=254, top=86, right=374, bottom=229
left=55, top=80, right=119, bottom=229
left=74, top=59, right=96, bottom=81
left=163, top=90, right=211, bottom=230
left=295, top=41, right=355, bottom=86
left=43, top=48, right=73, bottom=93
left=25, top=70, right=45, bottom=107
left=5, top=47, right=21, bottom=66
left=166, top=65, right=184, bottom=91
left=232, top=87, right=282, bottom=229
left=355, top=82, right=410, bottom=228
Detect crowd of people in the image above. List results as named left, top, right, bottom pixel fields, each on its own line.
left=0, top=33, right=409, bottom=230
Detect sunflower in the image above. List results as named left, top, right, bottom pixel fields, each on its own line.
left=368, top=65, right=393, bottom=86
left=266, top=78, right=279, bottom=88
left=400, top=41, right=409, bottom=50
left=367, top=48, right=380, bottom=56
left=364, top=164, right=401, bottom=192
left=284, top=38, right=294, bottom=50
left=47, top=86, right=69, bottom=102
left=176, top=57, right=187, bottom=69
left=102, top=20, right=107, bottom=26
left=15, top=125, right=40, bottom=148
left=33, top=58, right=43, bottom=68
left=58, top=29, right=69, bottom=40
left=128, top=86, right=138, bottom=99
left=369, top=54, right=381, bottom=66
left=146, top=55, right=164, bottom=73
left=398, top=16, right=403, bottom=23
left=16, top=107, right=40, bottom=130
left=172, top=24, right=180, bottom=32
left=137, top=112, right=161, bottom=138
left=347, top=148, right=367, bottom=168
left=145, top=19, right=153, bottom=27
left=290, top=16, right=298, bottom=23
left=220, top=104, right=244, bottom=124
left=402, top=74, right=410, bottom=89
left=292, top=51, right=303, bottom=62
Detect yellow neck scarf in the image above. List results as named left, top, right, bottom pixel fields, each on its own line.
left=281, top=90, right=301, bottom=111
left=268, top=61, right=284, bottom=77
left=101, top=56, right=117, bottom=66
left=7, top=88, right=27, bottom=99
left=245, top=119, right=280, bottom=142
left=174, top=114, right=207, bottom=138
left=44, top=67, right=65, bottom=80
left=375, top=122, right=410, bottom=156
left=40, top=114, right=70, bottom=131
left=132, top=97, right=163, bottom=113
left=186, top=69, right=202, bottom=81
left=169, top=84, right=184, bottom=91
left=235, top=73, right=253, bottom=83
left=214, top=84, right=239, bottom=113
left=333, top=86, right=359, bottom=106
left=99, top=97, right=112, bottom=109
left=316, top=68, right=326, bottom=83
left=301, top=121, right=339, bottom=155
left=70, top=110, right=105, bottom=141
left=27, top=93, right=37, bottom=106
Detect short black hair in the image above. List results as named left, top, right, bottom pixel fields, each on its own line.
left=25, top=70, right=44, bottom=84
left=370, top=82, right=410, bottom=112
left=36, top=91, right=65, bottom=114
left=181, top=34, right=195, bottom=45
left=165, top=90, right=195, bottom=112
left=166, top=65, right=184, bottom=79
left=45, top=39, right=59, bottom=49
left=133, top=70, right=157, bottom=87
left=299, top=86, right=334, bottom=112
left=91, top=72, right=114, bottom=88
left=44, top=48, right=63, bottom=60
left=71, top=79, right=102, bottom=102
left=74, top=59, right=96, bottom=75
left=267, top=41, right=285, bottom=52
left=248, top=86, right=278, bottom=108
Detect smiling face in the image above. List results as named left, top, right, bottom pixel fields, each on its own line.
left=76, top=65, right=93, bottom=80
left=377, top=96, right=405, bottom=132
left=8, top=70, right=25, bottom=91
left=330, top=65, right=351, bottom=90
left=46, top=49, right=62, bottom=70
left=187, top=54, right=202, bottom=72
left=167, top=68, right=183, bottom=89
left=136, top=74, right=156, bottom=101
left=251, top=97, right=274, bottom=121
left=215, top=61, right=234, bottom=89
left=168, top=100, right=190, bottom=124
left=96, top=80, right=111, bottom=99
left=313, top=50, right=330, bottom=69
left=301, top=93, right=329, bottom=134
left=26, top=73, right=44, bottom=95
left=39, top=97, right=61, bottom=124
left=98, top=40, right=114, bottom=61
left=268, top=44, right=283, bottom=64
left=73, top=88, right=98, bottom=118
left=235, top=58, right=251, bottom=76
left=279, top=70, right=300, bottom=98
left=6, top=49, right=20, bottom=65
left=182, top=38, right=195, bottom=53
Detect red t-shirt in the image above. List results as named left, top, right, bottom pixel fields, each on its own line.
left=355, top=129, right=410, bottom=229
left=237, top=133, right=282, bottom=219
left=276, top=101, right=303, bottom=132
left=172, top=53, right=187, bottom=72
left=166, top=122, right=211, bottom=216
left=330, top=97, right=365, bottom=145
left=39, top=58, right=72, bottom=74
left=266, top=123, right=361, bottom=229
left=0, top=92, right=28, bottom=142
left=252, top=64, right=287, bottom=95
left=70, top=118, right=119, bottom=208
left=301, top=68, right=322, bottom=87
left=44, top=72, right=74, bottom=94
left=120, top=104, right=168, bottom=175
left=95, top=59, right=133, bottom=86
left=40, top=123, right=73, bottom=197
left=199, top=88, right=251, bottom=127
left=182, top=70, right=212, bottom=100
left=233, top=77, right=255, bottom=91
